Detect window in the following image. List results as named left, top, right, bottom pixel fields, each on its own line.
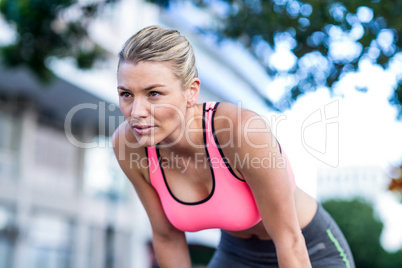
left=24, top=212, right=73, bottom=268
left=0, top=204, right=17, bottom=268
left=87, top=225, right=131, bottom=268
left=0, top=110, right=21, bottom=180
left=83, top=136, right=130, bottom=202
left=32, top=124, right=79, bottom=193
left=87, top=225, right=105, bottom=268
left=34, top=124, right=78, bottom=175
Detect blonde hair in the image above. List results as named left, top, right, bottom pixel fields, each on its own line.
left=118, top=25, right=198, bottom=90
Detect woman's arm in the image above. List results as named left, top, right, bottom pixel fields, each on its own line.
left=130, top=169, right=191, bottom=268
left=232, top=109, right=312, bottom=267
left=112, top=124, right=192, bottom=268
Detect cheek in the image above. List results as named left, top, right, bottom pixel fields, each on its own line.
left=119, top=100, right=132, bottom=119
left=155, top=105, right=186, bottom=123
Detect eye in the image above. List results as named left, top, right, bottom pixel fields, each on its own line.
left=120, top=92, right=132, bottom=98
left=148, top=91, right=160, bottom=97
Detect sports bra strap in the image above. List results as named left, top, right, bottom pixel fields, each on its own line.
left=204, top=101, right=218, bottom=148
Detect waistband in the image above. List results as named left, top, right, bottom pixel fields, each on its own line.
left=219, top=203, right=329, bottom=253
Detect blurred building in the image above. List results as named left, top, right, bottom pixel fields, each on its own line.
left=316, top=165, right=389, bottom=202
left=0, top=64, right=138, bottom=268
left=0, top=1, right=276, bottom=268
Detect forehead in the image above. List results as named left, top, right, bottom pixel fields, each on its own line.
left=118, top=61, right=176, bottom=78
left=117, top=61, right=183, bottom=91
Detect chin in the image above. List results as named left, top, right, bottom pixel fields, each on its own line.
left=133, top=136, right=157, bottom=148
left=133, top=127, right=180, bottom=148
left=131, top=132, right=163, bottom=148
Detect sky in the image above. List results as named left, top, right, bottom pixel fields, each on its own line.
left=277, top=58, right=402, bottom=171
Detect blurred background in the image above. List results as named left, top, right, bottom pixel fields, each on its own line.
left=0, top=0, right=402, bottom=267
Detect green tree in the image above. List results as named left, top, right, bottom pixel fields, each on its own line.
left=0, top=0, right=117, bottom=81
left=148, top=0, right=402, bottom=118
left=1, top=0, right=401, bottom=117
left=323, top=199, right=402, bottom=268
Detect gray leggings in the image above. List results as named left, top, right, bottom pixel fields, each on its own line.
left=208, top=204, right=355, bottom=268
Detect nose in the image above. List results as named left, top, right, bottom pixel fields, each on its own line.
left=131, top=98, right=149, bottom=119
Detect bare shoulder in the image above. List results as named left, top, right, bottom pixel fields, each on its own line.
left=112, top=121, right=150, bottom=184
left=215, top=101, right=267, bottom=124
left=214, top=102, right=272, bottom=146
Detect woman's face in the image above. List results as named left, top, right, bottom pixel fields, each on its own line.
left=117, top=61, right=189, bottom=147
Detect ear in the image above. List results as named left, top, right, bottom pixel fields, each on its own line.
left=186, top=78, right=200, bottom=108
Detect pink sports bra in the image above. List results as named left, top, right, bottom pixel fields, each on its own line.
left=146, top=102, right=296, bottom=232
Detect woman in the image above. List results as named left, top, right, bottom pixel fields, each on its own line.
left=113, top=25, right=355, bottom=268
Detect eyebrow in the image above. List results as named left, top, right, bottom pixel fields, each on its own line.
left=117, top=84, right=166, bottom=91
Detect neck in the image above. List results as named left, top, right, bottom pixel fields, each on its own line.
left=158, top=103, right=205, bottom=158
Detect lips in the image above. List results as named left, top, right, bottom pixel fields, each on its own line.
left=132, top=124, right=155, bottom=135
